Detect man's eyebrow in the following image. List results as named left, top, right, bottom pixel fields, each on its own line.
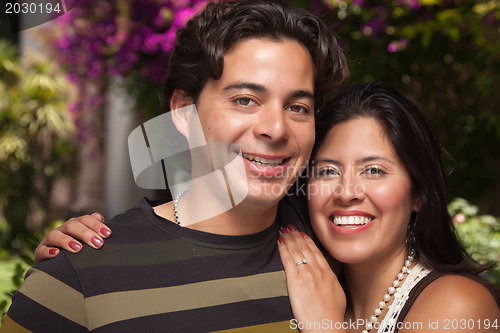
left=222, top=83, right=314, bottom=101
left=223, top=82, right=268, bottom=94
left=289, top=90, right=314, bottom=101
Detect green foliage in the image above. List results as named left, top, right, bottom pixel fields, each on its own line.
left=315, top=0, right=500, bottom=203
left=449, top=198, right=500, bottom=285
left=0, top=220, right=62, bottom=317
left=0, top=40, right=76, bottom=249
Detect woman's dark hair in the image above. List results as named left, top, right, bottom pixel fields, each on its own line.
left=314, top=82, right=496, bottom=281
left=161, top=0, right=348, bottom=111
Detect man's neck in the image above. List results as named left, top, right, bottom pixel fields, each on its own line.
left=153, top=198, right=279, bottom=236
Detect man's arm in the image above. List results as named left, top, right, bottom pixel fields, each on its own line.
left=1, top=253, right=90, bottom=332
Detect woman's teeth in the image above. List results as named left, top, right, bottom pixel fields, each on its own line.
left=243, top=153, right=284, bottom=166
left=332, top=216, right=372, bottom=226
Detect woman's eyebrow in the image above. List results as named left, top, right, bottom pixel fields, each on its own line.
left=313, top=158, right=340, bottom=165
left=358, top=155, right=395, bottom=165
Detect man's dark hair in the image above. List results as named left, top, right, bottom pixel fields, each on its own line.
left=161, top=0, right=348, bottom=111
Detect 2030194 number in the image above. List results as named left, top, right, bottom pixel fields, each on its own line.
left=443, top=319, right=498, bottom=330
left=5, top=2, right=62, bottom=14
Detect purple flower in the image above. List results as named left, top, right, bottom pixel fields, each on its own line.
left=51, top=0, right=210, bottom=143
left=398, top=0, right=421, bottom=10
left=388, top=42, right=398, bottom=53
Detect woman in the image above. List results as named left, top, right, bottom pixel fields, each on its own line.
left=278, top=82, right=500, bottom=332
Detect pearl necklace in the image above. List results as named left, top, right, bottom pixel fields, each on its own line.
left=173, top=190, right=188, bottom=225
left=360, top=249, right=415, bottom=333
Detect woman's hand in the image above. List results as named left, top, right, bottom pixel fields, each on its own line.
left=34, top=212, right=111, bottom=264
left=278, top=225, right=346, bottom=332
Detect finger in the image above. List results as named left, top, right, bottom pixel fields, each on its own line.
left=44, top=229, right=85, bottom=252
left=278, top=235, right=295, bottom=271
left=33, top=245, right=60, bottom=264
left=77, top=213, right=111, bottom=238
left=300, top=232, right=332, bottom=270
left=57, top=221, right=104, bottom=250
left=283, top=225, right=319, bottom=267
left=57, top=216, right=109, bottom=248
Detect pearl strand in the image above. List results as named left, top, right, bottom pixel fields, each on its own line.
left=173, top=190, right=188, bottom=225
left=360, top=249, right=415, bottom=333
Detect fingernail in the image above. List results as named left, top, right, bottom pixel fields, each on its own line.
left=68, top=241, right=82, bottom=251
left=287, top=224, right=297, bottom=232
left=278, top=236, right=284, bottom=244
left=100, top=227, right=111, bottom=237
left=49, top=249, right=58, bottom=255
left=91, top=237, right=103, bottom=248
left=301, top=232, right=308, bottom=239
left=279, top=227, right=287, bottom=234
left=94, top=213, right=105, bottom=221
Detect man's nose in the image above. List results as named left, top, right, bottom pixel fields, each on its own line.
left=253, top=102, right=290, bottom=142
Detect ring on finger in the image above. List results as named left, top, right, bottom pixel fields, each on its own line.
left=296, top=258, right=307, bottom=266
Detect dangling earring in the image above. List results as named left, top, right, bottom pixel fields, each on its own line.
left=406, top=211, right=418, bottom=252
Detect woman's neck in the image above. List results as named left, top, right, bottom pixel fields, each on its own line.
left=343, top=247, right=408, bottom=324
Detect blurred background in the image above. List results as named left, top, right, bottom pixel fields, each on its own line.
left=0, top=0, right=499, bottom=312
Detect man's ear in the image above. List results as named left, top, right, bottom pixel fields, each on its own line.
left=170, top=89, right=194, bottom=137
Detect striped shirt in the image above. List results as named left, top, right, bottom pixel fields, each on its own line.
left=2, top=195, right=313, bottom=332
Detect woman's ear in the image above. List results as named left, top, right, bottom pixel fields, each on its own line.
left=412, top=196, right=421, bottom=212
left=170, top=89, right=194, bottom=137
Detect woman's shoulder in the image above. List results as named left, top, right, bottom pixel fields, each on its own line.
left=419, top=274, right=495, bottom=304
left=402, top=274, right=499, bottom=332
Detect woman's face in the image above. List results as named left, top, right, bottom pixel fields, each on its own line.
left=308, top=117, right=418, bottom=264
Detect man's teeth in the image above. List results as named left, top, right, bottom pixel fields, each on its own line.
left=333, top=216, right=372, bottom=226
left=243, top=153, right=284, bottom=166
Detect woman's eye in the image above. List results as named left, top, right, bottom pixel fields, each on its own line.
left=235, top=97, right=257, bottom=106
left=286, top=105, right=309, bottom=113
left=362, top=167, right=386, bottom=176
left=317, top=168, right=339, bottom=177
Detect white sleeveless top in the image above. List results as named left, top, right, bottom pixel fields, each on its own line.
left=377, top=262, right=432, bottom=333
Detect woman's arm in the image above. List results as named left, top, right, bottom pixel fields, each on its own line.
left=34, top=212, right=111, bottom=264
left=278, top=225, right=346, bottom=332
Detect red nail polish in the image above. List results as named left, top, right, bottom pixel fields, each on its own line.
left=278, top=236, right=284, bottom=244
left=100, top=227, right=111, bottom=237
left=68, top=241, right=82, bottom=251
left=279, top=227, right=287, bottom=234
left=91, top=237, right=103, bottom=248
left=301, top=232, right=308, bottom=239
left=49, top=249, right=58, bottom=255
left=287, top=224, right=297, bottom=232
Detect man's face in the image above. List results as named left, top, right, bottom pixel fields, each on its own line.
left=192, top=38, right=316, bottom=207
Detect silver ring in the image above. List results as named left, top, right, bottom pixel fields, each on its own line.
left=296, top=259, right=307, bottom=266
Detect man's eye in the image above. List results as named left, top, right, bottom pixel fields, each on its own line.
left=286, top=105, right=309, bottom=113
left=235, top=97, right=257, bottom=106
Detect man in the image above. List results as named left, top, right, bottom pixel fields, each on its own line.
left=2, top=0, right=347, bottom=331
